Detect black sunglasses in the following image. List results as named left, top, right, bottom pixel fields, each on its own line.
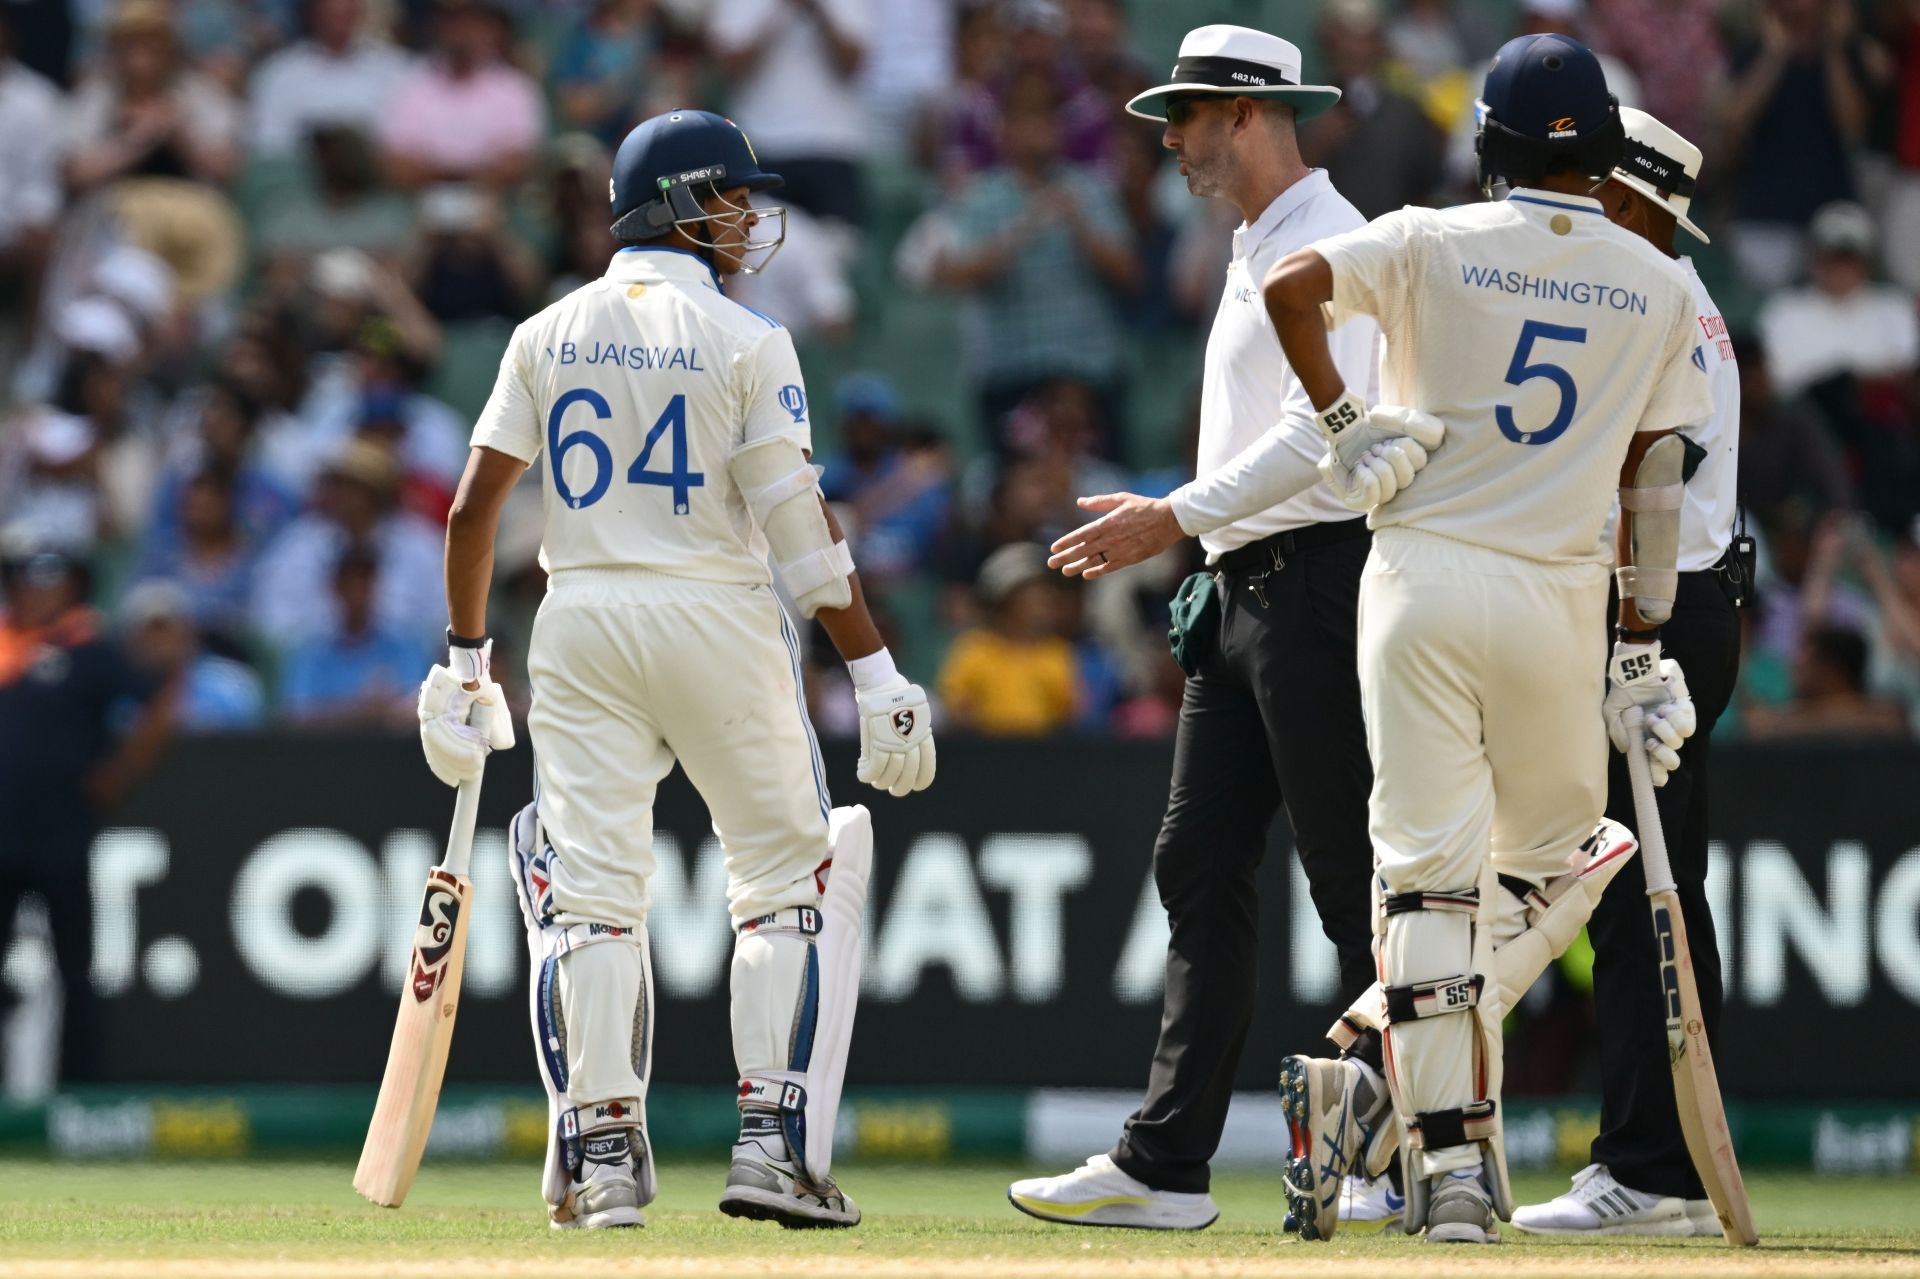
left=1164, top=95, right=1220, bottom=127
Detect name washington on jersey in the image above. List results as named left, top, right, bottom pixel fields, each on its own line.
left=1459, top=264, right=1649, bottom=314
left=548, top=340, right=706, bottom=371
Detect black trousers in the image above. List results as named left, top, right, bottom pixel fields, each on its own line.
left=0, top=845, right=98, bottom=1084
left=1588, top=569, right=1741, bottom=1198
left=1109, top=523, right=1378, bottom=1193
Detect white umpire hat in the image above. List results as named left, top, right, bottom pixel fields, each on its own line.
left=1126, top=25, right=1342, bottom=123
left=1610, top=107, right=1709, bottom=244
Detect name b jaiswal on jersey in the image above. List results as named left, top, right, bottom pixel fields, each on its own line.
left=548, top=340, right=707, bottom=371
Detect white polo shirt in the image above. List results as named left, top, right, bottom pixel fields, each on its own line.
left=1168, top=170, right=1382, bottom=558
left=471, top=247, right=811, bottom=584
left=1675, top=259, right=1739, bottom=571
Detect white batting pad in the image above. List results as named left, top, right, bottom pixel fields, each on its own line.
left=730, top=804, right=872, bottom=1182
left=510, top=801, right=656, bottom=1222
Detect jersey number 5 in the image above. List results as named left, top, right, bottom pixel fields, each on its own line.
left=1496, top=319, right=1587, bottom=446
left=548, top=390, right=704, bottom=514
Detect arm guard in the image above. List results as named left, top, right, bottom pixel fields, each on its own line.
left=1616, top=433, right=1686, bottom=626
left=730, top=436, right=854, bottom=617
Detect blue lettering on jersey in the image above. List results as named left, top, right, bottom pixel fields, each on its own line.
left=571, top=341, right=705, bottom=372
left=1459, top=265, right=1648, bottom=315
left=778, top=385, right=807, bottom=423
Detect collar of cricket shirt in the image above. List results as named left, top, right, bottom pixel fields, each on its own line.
left=605, top=244, right=723, bottom=291
left=1505, top=188, right=1606, bottom=219
left=1233, top=168, right=1333, bottom=260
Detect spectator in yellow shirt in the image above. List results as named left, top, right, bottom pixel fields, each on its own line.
left=938, top=542, right=1080, bottom=736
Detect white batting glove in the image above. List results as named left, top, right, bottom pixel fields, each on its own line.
left=417, top=642, right=515, bottom=787
left=1602, top=639, right=1696, bottom=786
left=1314, top=390, right=1446, bottom=511
left=848, top=649, right=935, bottom=797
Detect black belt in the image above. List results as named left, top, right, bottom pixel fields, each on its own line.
left=1215, top=518, right=1369, bottom=577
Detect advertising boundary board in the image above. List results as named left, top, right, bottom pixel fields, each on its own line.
left=29, top=736, right=1920, bottom=1098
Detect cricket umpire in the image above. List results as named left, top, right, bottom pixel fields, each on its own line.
left=1514, top=109, right=1745, bottom=1238
left=1009, top=25, right=1393, bottom=1229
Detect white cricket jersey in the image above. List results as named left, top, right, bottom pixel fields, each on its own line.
left=1317, top=190, right=1714, bottom=565
left=471, top=246, right=812, bottom=583
left=1168, top=171, right=1382, bottom=557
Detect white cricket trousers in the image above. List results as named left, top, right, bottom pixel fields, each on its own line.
left=526, top=568, right=832, bottom=931
left=1358, top=529, right=1609, bottom=1170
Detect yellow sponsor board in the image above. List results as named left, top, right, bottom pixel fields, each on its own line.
left=855, top=1101, right=952, bottom=1160
left=151, top=1101, right=249, bottom=1156
left=504, top=1100, right=550, bottom=1159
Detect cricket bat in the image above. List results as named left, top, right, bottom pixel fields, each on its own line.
left=1622, top=707, right=1759, bottom=1247
left=353, top=771, right=484, bottom=1207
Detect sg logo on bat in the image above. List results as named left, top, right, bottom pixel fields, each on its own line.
left=410, top=878, right=464, bottom=1003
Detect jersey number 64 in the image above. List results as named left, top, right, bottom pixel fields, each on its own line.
left=548, top=389, right=704, bottom=514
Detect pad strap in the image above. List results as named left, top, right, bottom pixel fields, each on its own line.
left=1382, top=888, right=1479, bottom=916
left=1327, top=1011, right=1368, bottom=1052
left=1408, top=1099, right=1499, bottom=1151
left=1619, top=483, right=1684, bottom=512
left=779, top=539, right=855, bottom=600
left=1383, top=974, right=1482, bottom=1023
left=743, top=463, right=822, bottom=525
left=738, top=906, right=823, bottom=938
left=737, top=1074, right=808, bottom=1115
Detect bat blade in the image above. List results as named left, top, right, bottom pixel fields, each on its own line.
left=1649, top=887, right=1760, bottom=1246
left=353, top=867, right=473, bottom=1207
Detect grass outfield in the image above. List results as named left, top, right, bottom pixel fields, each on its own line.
left=0, top=1160, right=1915, bottom=1278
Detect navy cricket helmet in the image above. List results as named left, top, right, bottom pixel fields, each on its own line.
left=609, top=110, right=784, bottom=254
left=1474, top=34, right=1624, bottom=197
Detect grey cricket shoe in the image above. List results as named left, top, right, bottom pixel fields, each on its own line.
left=718, top=1121, right=860, bottom=1229
left=566, top=1128, right=644, bottom=1229
left=1425, top=1169, right=1497, bottom=1244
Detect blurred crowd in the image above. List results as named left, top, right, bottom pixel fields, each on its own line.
left=1, top=0, right=1918, bottom=742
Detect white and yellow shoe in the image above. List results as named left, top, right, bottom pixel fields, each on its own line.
left=1511, top=1163, right=1718, bottom=1237
left=1008, top=1155, right=1219, bottom=1230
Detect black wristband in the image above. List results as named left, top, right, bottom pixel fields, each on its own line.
left=447, top=628, right=488, bottom=649
left=1616, top=624, right=1662, bottom=644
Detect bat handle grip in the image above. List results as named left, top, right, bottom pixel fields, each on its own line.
left=1621, top=706, right=1678, bottom=895
left=442, top=771, right=483, bottom=879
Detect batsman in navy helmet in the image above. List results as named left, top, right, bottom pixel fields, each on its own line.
left=1474, top=32, right=1626, bottom=199
left=1257, top=33, right=1712, bottom=1243
left=608, top=108, right=789, bottom=273
left=421, top=104, right=936, bottom=1231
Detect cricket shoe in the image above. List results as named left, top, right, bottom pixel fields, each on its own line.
left=556, top=1128, right=645, bottom=1229
left=1007, top=1155, right=1219, bottom=1230
left=1284, top=1174, right=1403, bottom=1233
left=1511, top=1163, right=1719, bottom=1237
left=718, top=1115, right=860, bottom=1229
left=1278, top=1054, right=1387, bottom=1241
left=1425, top=1168, right=1497, bottom=1244
left=1340, top=1173, right=1405, bottom=1228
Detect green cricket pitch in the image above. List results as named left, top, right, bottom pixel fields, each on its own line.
left=0, top=1160, right=1915, bottom=1278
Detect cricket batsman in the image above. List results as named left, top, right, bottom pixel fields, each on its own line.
left=1259, top=36, right=1713, bottom=1242
left=412, top=109, right=936, bottom=1230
